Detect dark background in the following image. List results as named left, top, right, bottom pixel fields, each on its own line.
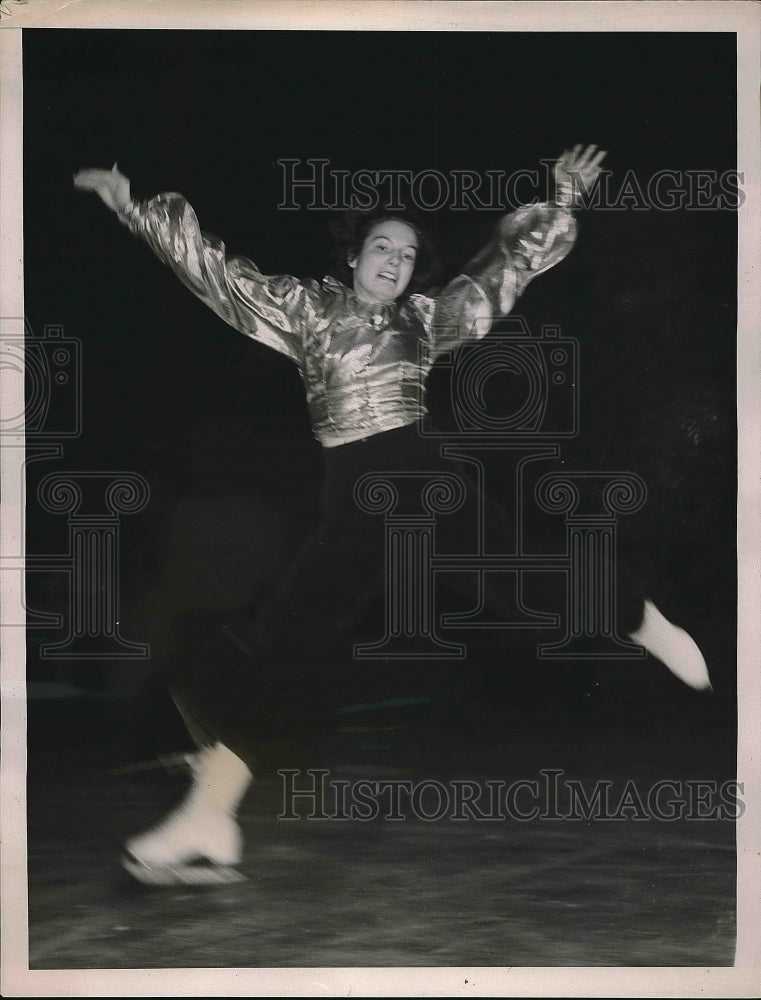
left=22, top=29, right=737, bottom=758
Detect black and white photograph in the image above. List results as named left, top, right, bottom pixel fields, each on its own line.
left=1, top=1, right=759, bottom=996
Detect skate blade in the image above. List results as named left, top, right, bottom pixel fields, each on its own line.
left=120, top=852, right=247, bottom=886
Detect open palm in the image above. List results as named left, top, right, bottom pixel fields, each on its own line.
left=554, top=144, right=607, bottom=207
left=73, top=163, right=132, bottom=214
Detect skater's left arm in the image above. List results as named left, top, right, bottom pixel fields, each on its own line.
left=429, top=145, right=606, bottom=357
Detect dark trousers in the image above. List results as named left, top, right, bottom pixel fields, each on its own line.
left=167, top=423, right=644, bottom=767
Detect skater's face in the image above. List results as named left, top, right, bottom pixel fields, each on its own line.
left=349, top=220, right=418, bottom=304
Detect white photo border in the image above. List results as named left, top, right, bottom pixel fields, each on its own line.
left=2, top=2, right=759, bottom=997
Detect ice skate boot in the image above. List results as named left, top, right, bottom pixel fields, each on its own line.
left=628, top=598, right=712, bottom=691
left=121, top=742, right=252, bottom=886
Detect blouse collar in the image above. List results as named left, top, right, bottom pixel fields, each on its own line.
left=322, top=275, right=398, bottom=325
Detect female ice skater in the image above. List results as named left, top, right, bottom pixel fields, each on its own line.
left=74, top=145, right=711, bottom=885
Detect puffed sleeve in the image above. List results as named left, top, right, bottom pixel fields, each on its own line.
left=118, top=193, right=307, bottom=365
left=429, top=202, right=577, bottom=358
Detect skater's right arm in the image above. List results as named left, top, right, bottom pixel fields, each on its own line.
left=73, top=165, right=306, bottom=365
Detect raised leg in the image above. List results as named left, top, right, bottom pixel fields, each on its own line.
left=628, top=598, right=712, bottom=691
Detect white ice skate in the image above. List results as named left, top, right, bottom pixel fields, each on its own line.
left=628, top=599, right=713, bottom=691
left=121, top=742, right=252, bottom=886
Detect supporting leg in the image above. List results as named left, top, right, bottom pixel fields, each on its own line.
left=121, top=741, right=253, bottom=886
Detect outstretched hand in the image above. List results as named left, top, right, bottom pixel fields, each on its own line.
left=554, top=145, right=607, bottom=208
left=73, top=163, right=132, bottom=214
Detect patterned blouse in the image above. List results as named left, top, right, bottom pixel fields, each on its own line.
left=118, top=194, right=577, bottom=447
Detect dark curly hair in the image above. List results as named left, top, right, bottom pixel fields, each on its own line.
left=328, top=207, right=437, bottom=296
